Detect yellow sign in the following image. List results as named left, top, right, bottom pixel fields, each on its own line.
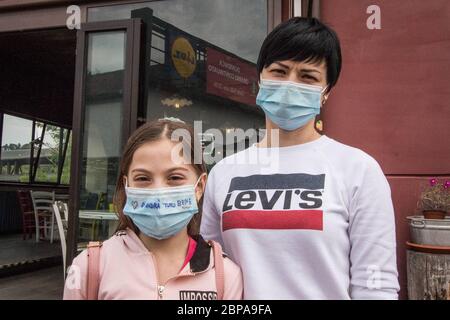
left=171, top=37, right=196, bottom=78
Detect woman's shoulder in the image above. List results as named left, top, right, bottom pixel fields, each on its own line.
left=324, top=136, right=382, bottom=169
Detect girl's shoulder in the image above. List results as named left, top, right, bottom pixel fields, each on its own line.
left=70, top=228, right=144, bottom=268
left=217, top=247, right=243, bottom=299
left=222, top=254, right=242, bottom=279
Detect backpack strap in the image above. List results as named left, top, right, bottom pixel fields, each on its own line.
left=209, top=240, right=225, bottom=300
left=87, top=241, right=102, bottom=300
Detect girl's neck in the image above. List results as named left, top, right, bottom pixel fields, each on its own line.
left=138, top=229, right=190, bottom=257
left=258, top=119, right=322, bottom=148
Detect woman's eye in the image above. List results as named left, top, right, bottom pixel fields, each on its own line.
left=271, top=69, right=286, bottom=75
left=169, top=176, right=183, bottom=181
left=135, top=176, right=149, bottom=181
left=303, top=75, right=317, bottom=81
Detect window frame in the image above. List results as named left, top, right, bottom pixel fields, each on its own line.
left=0, top=112, right=72, bottom=186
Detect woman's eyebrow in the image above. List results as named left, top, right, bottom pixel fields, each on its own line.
left=274, top=61, right=290, bottom=69
left=300, top=68, right=321, bottom=74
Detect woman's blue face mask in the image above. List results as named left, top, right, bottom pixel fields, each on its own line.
left=256, top=78, right=327, bottom=131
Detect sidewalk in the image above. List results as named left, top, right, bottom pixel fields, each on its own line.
left=0, top=266, right=63, bottom=300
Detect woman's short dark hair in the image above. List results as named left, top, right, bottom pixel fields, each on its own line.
left=257, top=17, right=342, bottom=92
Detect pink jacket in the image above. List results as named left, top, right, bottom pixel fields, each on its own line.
left=63, top=228, right=243, bottom=300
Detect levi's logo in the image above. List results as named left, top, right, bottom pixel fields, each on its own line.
left=222, top=173, right=325, bottom=232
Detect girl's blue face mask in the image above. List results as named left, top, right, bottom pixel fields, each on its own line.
left=256, top=78, right=327, bottom=131
left=123, top=175, right=204, bottom=240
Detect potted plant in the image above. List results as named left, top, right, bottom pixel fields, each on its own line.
left=417, top=178, right=450, bottom=219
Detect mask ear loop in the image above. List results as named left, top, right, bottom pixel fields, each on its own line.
left=193, top=173, right=206, bottom=205
left=194, top=173, right=206, bottom=189
left=321, top=86, right=329, bottom=107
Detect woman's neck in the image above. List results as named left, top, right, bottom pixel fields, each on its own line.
left=258, top=118, right=322, bottom=148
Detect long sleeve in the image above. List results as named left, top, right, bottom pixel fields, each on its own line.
left=200, top=167, right=224, bottom=247
left=348, top=157, right=400, bottom=299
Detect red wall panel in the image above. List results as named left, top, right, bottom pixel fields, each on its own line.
left=321, top=0, right=450, bottom=175
left=320, top=0, right=450, bottom=299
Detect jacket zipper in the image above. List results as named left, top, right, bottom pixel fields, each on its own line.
left=149, top=252, right=211, bottom=299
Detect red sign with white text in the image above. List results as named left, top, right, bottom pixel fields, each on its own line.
left=206, top=47, right=258, bottom=106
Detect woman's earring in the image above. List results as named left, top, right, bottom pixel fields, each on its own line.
left=315, top=119, right=323, bottom=132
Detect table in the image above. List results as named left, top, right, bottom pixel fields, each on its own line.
left=55, top=194, right=69, bottom=201
left=79, top=210, right=119, bottom=239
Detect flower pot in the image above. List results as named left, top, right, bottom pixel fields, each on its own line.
left=422, top=210, right=447, bottom=220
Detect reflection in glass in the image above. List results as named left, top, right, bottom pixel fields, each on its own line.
left=88, top=0, right=267, bottom=63
left=78, top=31, right=126, bottom=243
left=89, top=1, right=268, bottom=169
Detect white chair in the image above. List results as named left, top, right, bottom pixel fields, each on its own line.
left=30, top=191, right=56, bottom=243
left=52, top=202, right=68, bottom=278
left=63, top=202, right=69, bottom=221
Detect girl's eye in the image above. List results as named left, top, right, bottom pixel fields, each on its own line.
left=135, top=176, right=149, bottom=182
left=169, top=175, right=184, bottom=181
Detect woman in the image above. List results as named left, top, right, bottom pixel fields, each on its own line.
left=64, top=119, right=243, bottom=300
left=200, top=17, right=399, bottom=299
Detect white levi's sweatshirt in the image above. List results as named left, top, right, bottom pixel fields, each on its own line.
left=200, top=135, right=399, bottom=300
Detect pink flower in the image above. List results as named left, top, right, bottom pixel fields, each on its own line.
left=429, top=178, right=437, bottom=186
left=444, top=181, right=450, bottom=189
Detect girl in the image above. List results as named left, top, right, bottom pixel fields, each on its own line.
left=64, top=119, right=243, bottom=300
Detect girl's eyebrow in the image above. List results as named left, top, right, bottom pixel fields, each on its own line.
left=166, top=167, right=189, bottom=174
left=131, top=167, right=189, bottom=175
left=131, top=168, right=152, bottom=174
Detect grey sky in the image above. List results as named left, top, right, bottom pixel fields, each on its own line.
left=1, top=115, right=33, bottom=145
left=2, top=114, right=60, bottom=148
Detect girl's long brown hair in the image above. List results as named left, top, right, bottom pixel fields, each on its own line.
left=113, top=119, right=207, bottom=237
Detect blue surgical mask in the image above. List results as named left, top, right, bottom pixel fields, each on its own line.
left=256, top=78, right=327, bottom=131
left=123, top=175, right=204, bottom=240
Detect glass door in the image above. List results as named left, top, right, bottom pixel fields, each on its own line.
left=67, top=19, right=142, bottom=265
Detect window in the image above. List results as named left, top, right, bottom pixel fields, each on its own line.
left=0, top=114, right=33, bottom=183
left=0, top=113, right=71, bottom=185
